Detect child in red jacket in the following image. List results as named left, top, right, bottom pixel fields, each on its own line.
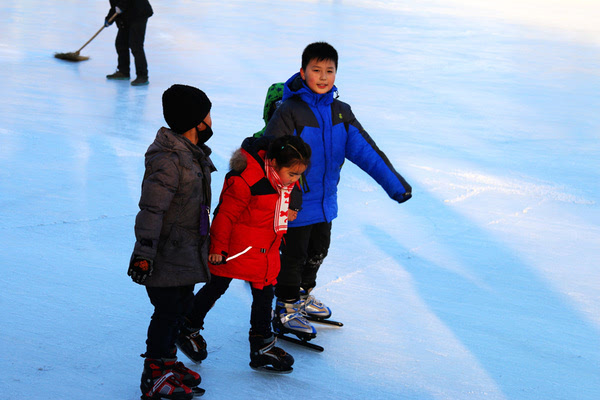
left=177, top=134, right=311, bottom=373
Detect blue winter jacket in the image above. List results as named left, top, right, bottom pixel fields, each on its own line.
left=264, top=73, right=412, bottom=227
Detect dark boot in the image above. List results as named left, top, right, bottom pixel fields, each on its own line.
left=131, top=76, right=149, bottom=86
left=140, top=358, right=194, bottom=400
left=176, top=323, right=208, bottom=364
left=166, top=348, right=201, bottom=388
left=249, top=332, right=294, bottom=373
left=106, top=70, right=130, bottom=80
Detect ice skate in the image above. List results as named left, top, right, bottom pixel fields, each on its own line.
left=140, top=358, right=196, bottom=400
left=249, top=332, right=294, bottom=373
left=176, top=324, right=208, bottom=364
left=273, top=298, right=317, bottom=340
left=300, top=287, right=332, bottom=320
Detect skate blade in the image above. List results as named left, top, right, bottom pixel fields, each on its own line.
left=250, top=364, right=293, bottom=374
left=306, top=317, right=344, bottom=327
left=274, top=327, right=317, bottom=341
left=275, top=333, right=325, bottom=352
left=175, top=344, right=206, bottom=365
left=192, top=386, right=206, bottom=397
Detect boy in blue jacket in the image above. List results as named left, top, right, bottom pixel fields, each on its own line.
left=264, top=42, right=412, bottom=340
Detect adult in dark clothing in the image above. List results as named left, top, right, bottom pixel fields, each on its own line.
left=105, top=0, right=153, bottom=86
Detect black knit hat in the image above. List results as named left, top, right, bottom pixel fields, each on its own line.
left=162, top=84, right=212, bottom=134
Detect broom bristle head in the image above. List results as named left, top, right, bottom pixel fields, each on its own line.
left=54, top=52, right=89, bottom=62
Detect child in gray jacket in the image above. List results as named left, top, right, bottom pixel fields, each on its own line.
left=128, top=84, right=215, bottom=400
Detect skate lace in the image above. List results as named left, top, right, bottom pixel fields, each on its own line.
left=280, top=309, right=310, bottom=325
left=172, top=361, right=190, bottom=374
left=305, top=295, right=324, bottom=309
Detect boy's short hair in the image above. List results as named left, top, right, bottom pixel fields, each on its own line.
left=302, top=42, right=338, bottom=71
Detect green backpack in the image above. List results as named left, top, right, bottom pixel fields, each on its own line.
left=253, top=82, right=284, bottom=138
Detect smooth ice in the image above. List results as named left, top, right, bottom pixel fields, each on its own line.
left=1, top=1, right=599, bottom=399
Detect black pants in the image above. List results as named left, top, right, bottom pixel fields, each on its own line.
left=188, top=274, right=275, bottom=337
left=275, top=222, right=332, bottom=301
left=145, top=285, right=194, bottom=359
left=115, top=18, right=148, bottom=77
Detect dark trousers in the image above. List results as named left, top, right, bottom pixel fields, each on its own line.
left=188, top=274, right=275, bottom=337
left=275, top=222, right=332, bottom=301
left=115, top=18, right=148, bottom=77
left=145, top=285, right=195, bottom=359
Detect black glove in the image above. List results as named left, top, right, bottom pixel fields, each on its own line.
left=128, top=256, right=153, bottom=284
left=104, top=18, right=113, bottom=27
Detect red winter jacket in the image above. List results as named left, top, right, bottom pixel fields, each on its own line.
left=208, top=138, right=286, bottom=289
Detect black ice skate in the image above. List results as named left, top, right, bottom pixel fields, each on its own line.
left=176, top=324, right=208, bottom=364
left=249, top=332, right=294, bottom=373
left=140, top=358, right=198, bottom=400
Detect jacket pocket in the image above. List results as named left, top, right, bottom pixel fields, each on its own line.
left=160, top=225, right=200, bottom=266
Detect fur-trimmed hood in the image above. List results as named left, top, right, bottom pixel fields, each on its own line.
left=228, top=135, right=273, bottom=174
left=229, top=148, right=247, bottom=173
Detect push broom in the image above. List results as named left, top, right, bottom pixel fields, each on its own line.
left=54, top=11, right=119, bottom=62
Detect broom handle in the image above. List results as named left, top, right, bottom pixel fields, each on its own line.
left=76, top=12, right=119, bottom=53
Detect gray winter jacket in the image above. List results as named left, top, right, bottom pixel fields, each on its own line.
left=132, top=127, right=216, bottom=287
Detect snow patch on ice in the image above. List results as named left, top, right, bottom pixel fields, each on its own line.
left=413, top=164, right=594, bottom=205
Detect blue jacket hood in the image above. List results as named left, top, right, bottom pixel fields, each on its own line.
left=283, top=72, right=338, bottom=108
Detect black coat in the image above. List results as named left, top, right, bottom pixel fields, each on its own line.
left=107, top=0, right=153, bottom=23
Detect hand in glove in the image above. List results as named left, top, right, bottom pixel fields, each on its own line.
left=128, top=256, right=153, bottom=284
left=104, top=7, right=122, bottom=27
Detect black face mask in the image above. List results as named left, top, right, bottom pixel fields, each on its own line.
left=196, top=123, right=213, bottom=144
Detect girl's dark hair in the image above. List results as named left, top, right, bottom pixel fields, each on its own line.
left=266, top=135, right=311, bottom=169
left=302, top=41, right=338, bottom=71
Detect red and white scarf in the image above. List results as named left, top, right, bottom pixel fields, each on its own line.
left=265, top=159, right=294, bottom=233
